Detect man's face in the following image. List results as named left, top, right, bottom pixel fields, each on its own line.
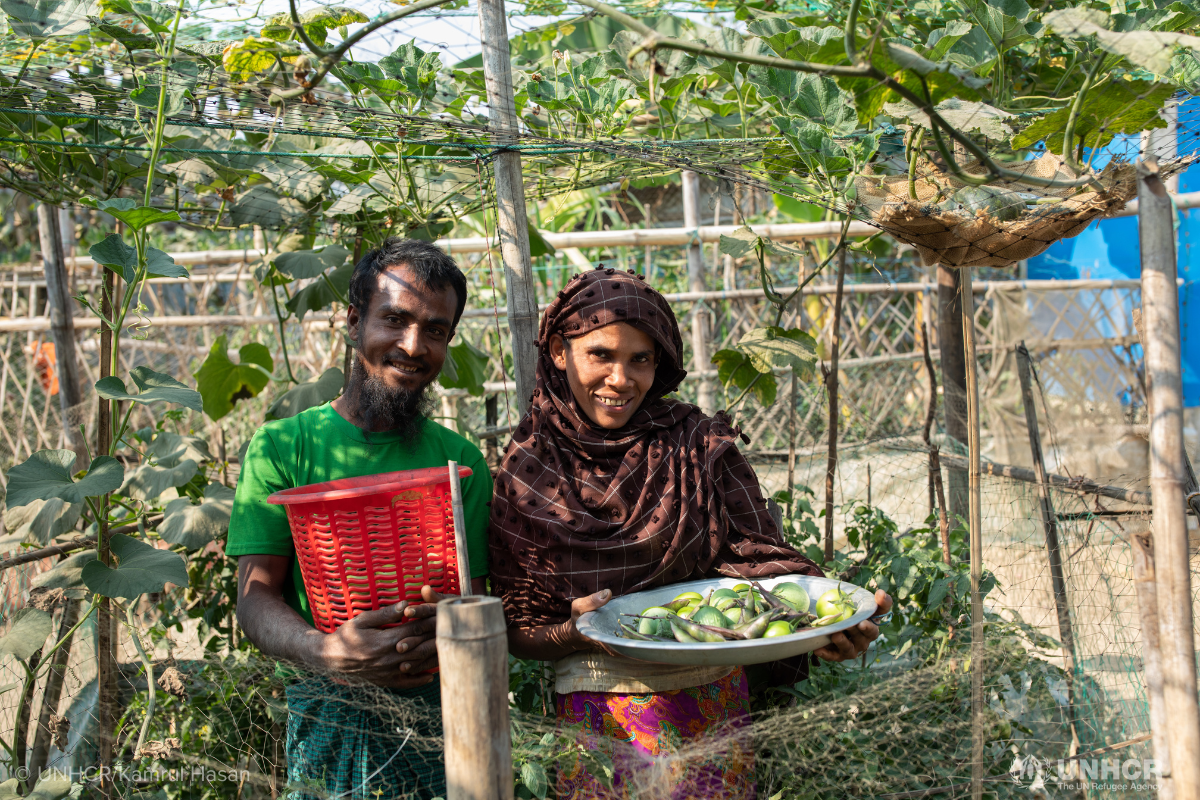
left=346, top=263, right=458, bottom=392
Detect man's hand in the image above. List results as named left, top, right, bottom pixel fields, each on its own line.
left=813, top=590, right=893, bottom=663
left=318, top=586, right=445, bottom=689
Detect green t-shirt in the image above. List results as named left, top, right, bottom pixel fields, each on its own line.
left=226, top=403, right=491, bottom=626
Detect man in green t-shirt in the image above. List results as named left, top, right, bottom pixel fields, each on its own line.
left=228, top=238, right=491, bottom=800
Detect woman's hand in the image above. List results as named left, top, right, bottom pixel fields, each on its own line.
left=507, top=589, right=618, bottom=661
left=813, top=590, right=893, bottom=663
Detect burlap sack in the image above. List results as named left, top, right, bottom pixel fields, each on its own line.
left=854, top=153, right=1139, bottom=268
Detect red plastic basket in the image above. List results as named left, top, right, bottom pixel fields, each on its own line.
left=266, top=466, right=472, bottom=634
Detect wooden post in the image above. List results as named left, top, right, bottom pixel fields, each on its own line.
left=938, top=264, right=970, bottom=524
left=36, top=203, right=87, bottom=470
left=1138, top=157, right=1200, bottom=800
left=437, top=596, right=512, bottom=800
left=682, top=170, right=713, bottom=414
left=1132, top=532, right=1175, bottom=800
left=478, top=0, right=537, bottom=414
left=787, top=369, right=797, bottom=519
left=1015, top=342, right=1081, bottom=742
left=960, top=267, right=984, bottom=800
left=822, top=248, right=847, bottom=564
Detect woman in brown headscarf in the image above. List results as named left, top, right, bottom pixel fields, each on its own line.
left=489, top=267, right=891, bottom=799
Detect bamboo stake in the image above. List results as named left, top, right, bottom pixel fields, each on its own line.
left=1015, top=342, right=1081, bottom=749
left=1138, top=156, right=1200, bottom=800
left=823, top=248, right=848, bottom=564
left=1132, top=532, right=1175, bottom=800
left=437, top=596, right=512, bottom=800
left=478, top=0, right=537, bottom=413
left=961, top=267, right=984, bottom=800
left=682, top=170, right=713, bottom=414
left=97, top=264, right=115, bottom=800
left=36, top=204, right=87, bottom=470
left=787, top=369, right=797, bottom=519
left=938, top=264, right=969, bottom=525
left=920, top=301, right=951, bottom=563
left=447, top=461, right=472, bottom=597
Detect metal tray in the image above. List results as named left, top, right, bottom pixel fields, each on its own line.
left=575, top=574, right=877, bottom=666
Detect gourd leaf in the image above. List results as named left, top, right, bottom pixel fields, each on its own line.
left=120, top=459, right=199, bottom=502
left=377, top=40, right=443, bottom=101
left=718, top=227, right=758, bottom=260
left=273, top=244, right=351, bottom=280
left=129, top=85, right=189, bottom=117
left=286, top=260, right=353, bottom=321
left=439, top=340, right=489, bottom=397
left=265, top=367, right=344, bottom=420
left=222, top=37, right=300, bottom=82
left=148, top=431, right=213, bottom=467
left=229, top=185, right=307, bottom=229
left=194, top=335, right=274, bottom=421
left=81, top=534, right=189, bottom=599
left=6, top=498, right=82, bottom=546
left=157, top=483, right=235, bottom=550
left=0, top=0, right=95, bottom=42
left=712, top=349, right=777, bottom=406
left=737, top=327, right=818, bottom=381
left=31, top=550, right=96, bottom=590
left=520, top=762, right=548, bottom=800
left=1045, top=8, right=1200, bottom=75
left=884, top=98, right=1014, bottom=141
left=88, top=235, right=187, bottom=282
left=0, top=608, right=52, bottom=661
left=96, top=366, right=202, bottom=412
left=745, top=70, right=857, bottom=134
left=1010, top=79, right=1172, bottom=151
left=94, top=199, right=182, bottom=232
left=261, top=5, right=367, bottom=46
left=6, top=451, right=124, bottom=508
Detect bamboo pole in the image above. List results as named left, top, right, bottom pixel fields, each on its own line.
left=1138, top=156, right=1200, bottom=800
left=448, top=461, right=472, bottom=597
left=938, top=264, right=969, bottom=525
left=1015, top=342, right=1081, bottom=748
left=682, top=170, right=713, bottom=414
left=96, top=264, right=115, bottom=800
left=961, top=267, right=984, bottom=800
left=36, top=204, right=87, bottom=470
left=823, top=249, right=848, bottom=565
left=437, top=596, right=512, bottom=800
left=478, top=0, right=537, bottom=414
left=29, top=599, right=80, bottom=781
left=1132, top=532, right=1175, bottom=800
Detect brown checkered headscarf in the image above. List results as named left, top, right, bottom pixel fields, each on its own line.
left=489, top=267, right=821, bottom=628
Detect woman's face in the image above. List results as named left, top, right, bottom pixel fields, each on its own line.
left=549, top=322, right=658, bottom=429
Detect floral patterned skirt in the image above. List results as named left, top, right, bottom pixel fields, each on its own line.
left=554, top=667, right=755, bottom=800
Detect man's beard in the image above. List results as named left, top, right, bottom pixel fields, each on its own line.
left=348, top=353, right=436, bottom=445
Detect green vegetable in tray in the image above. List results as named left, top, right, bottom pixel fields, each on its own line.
left=619, top=581, right=855, bottom=643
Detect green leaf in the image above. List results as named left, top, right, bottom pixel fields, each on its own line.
left=6, top=498, right=81, bottom=546
left=528, top=224, right=555, bottom=258
left=1046, top=8, right=1200, bottom=75
left=928, top=576, right=951, bottom=607
left=962, top=0, right=1037, bottom=58
left=89, top=234, right=137, bottom=283
left=145, top=247, right=188, bottom=278
left=926, top=21, right=974, bottom=60
left=378, top=40, right=445, bottom=101
left=0, top=608, right=52, bottom=660
left=273, top=244, right=351, bottom=280
left=1011, top=79, right=1172, bottom=151
left=24, top=771, right=71, bottom=800
left=82, top=534, right=189, bottom=599
left=157, top=483, right=235, bottom=550
left=30, top=549, right=96, bottom=591
left=262, top=4, right=367, bottom=46
left=95, top=366, right=202, bottom=412
left=286, top=260, right=353, bottom=321
left=884, top=98, right=1014, bottom=141
left=737, top=327, right=818, bottom=381
left=129, top=85, right=188, bottom=116
left=148, top=431, right=213, bottom=467
left=718, top=226, right=758, bottom=260
left=265, top=367, right=344, bottom=420
left=746, top=21, right=844, bottom=63
left=194, top=335, right=274, bottom=421
left=230, top=185, right=307, bottom=229
left=439, top=340, right=489, bottom=397
left=6, top=451, right=124, bottom=508
left=222, top=36, right=301, bottom=82
left=95, top=198, right=181, bottom=232
left=712, top=349, right=777, bottom=406
left=746, top=70, right=857, bottom=134
left=120, top=459, right=198, bottom=502
left=520, top=762, right=548, bottom=800
left=0, top=0, right=95, bottom=41
left=93, top=20, right=155, bottom=49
